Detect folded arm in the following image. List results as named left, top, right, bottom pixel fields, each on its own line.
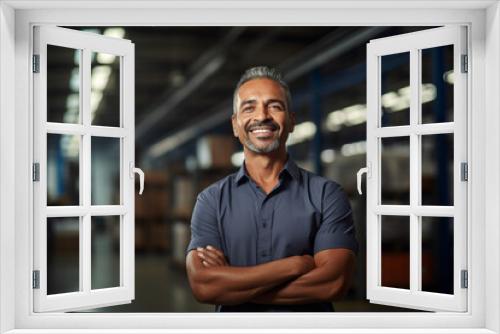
left=186, top=246, right=315, bottom=305
left=252, top=248, right=356, bottom=304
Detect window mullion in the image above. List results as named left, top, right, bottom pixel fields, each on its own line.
left=409, top=48, right=420, bottom=292
left=81, top=48, right=92, bottom=294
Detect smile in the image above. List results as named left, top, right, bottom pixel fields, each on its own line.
left=250, top=128, right=276, bottom=134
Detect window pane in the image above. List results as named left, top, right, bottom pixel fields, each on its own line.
left=91, top=52, right=120, bottom=127
left=47, top=45, right=81, bottom=124
left=47, top=217, right=80, bottom=294
left=421, top=133, right=453, bottom=206
left=381, top=215, right=410, bottom=289
left=421, top=45, right=454, bottom=124
left=91, top=136, right=121, bottom=205
left=92, top=216, right=121, bottom=289
left=47, top=134, right=80, bottom=206
left=381, top=136, right=410, bottom=205
left=421, top=217, right=454, bottom=294
left=380, top=52, right=410, bottom=127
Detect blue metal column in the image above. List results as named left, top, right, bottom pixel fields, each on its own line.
left=309, top=69, right=324, bottom=175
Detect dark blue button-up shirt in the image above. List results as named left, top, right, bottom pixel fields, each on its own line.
left=187, top=158, right=358, bottom=312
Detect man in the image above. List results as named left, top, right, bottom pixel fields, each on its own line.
left=186, top=66, right=358, bottom=312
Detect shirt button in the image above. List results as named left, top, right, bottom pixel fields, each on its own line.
left=262, top=223, right=267, bottom=228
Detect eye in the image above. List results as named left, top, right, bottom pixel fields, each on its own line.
left=269, top=103, right=284, bottom=110
left=242, top=106, right=254, bottom=113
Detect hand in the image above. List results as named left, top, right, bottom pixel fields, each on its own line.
left=196, top=245, right=229, bottom=267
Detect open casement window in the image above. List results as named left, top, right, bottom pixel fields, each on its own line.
left=363, top=26, right=468, bottom=312
left=33, top=26, right=142, bottom=312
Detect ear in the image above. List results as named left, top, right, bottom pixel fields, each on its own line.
left=231, top=114, right=239, bottom=137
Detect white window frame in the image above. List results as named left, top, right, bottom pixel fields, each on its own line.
left=365, top=26, right=468, bottom=312
left=32, top=26, right=136, bottom=312
left=0, top=1, right=499, bottom=333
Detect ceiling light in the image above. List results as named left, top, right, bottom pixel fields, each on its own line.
left=231, top=151, right=244, bottom=167
left=443, top=70, right=454, bottom=84
left=341, top=141, right=366, bottom=156
left=97, top=53, right=116, bottom=64
left=91, top=66, right=112, bottom=91
left=287, top=121, right=316, bottom=146
left=103, top=27, right=125, bottom=39
left=321, top=149, right=336, bottom=164
left=91, top=91, right=103, bottom=120
left=73, top=50, right=80, bottom=66
left=344, top=104, right=367, bottom=126
left=69, top=68, right=79, bottom=92
left=421, top=83, right=437, bottom=103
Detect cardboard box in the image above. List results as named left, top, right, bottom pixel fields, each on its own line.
left=172, top=176, right=195, bottom=218
left=171, top=221, right=191, bottom=266
left=197, top=135, right=236, bottom=169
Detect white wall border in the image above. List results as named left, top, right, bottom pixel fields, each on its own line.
left=0, top=1, right=16, bottom=334
left=484, top=3, right=500, bottom=334
left=0, top=1, right=498, bottom=333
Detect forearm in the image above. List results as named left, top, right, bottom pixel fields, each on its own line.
left=187, top=252, right=309, bottom=305
left=197, top=279, right=276, bottom=306
left=252, top=249, right=356, bottom=305
left=252, top=267, right=346, bottom=305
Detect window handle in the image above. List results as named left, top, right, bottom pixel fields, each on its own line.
left=130, top=162, right=145, bottom=195
left=357, top=163, right=371, bottom=195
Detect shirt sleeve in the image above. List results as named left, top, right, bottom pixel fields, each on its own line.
left=314, top=181, right=359, bottom=255
left=186, top=187, right=223, bottom=254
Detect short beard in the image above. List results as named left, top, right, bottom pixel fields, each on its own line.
left=244, top=138, right=280, bottom=154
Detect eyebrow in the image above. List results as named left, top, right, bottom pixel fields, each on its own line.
left=266, top=99, right=286, bottom=107
left=239, top=99, right=257, bottom=109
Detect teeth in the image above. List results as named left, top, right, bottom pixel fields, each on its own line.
left=251, top=128, right=274, bottom=133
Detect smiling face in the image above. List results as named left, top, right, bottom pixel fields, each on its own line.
left=232, top=78, right=295, bottom=155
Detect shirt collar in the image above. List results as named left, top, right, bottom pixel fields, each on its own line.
left=282, top=158, right=300, bottom=181
left=235, top=163, right=248, bottom=185
left=235, top=156, right=300, bottom=186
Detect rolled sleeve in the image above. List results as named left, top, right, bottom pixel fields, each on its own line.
left=186, top=187, right=223, bottom=254
left=314, top=182, right=359, bottom=256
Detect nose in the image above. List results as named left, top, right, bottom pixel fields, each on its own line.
left=253, top=103, right=271, bottom=121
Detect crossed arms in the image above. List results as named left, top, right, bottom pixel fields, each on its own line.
left=186, top=246, right=355, bottom=306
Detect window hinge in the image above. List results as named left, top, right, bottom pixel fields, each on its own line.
left=461, top=269, right=468, bottom=289
left=461, top=162, right=468, bottom=181
left=461, top=54, right=468, bottom=73
left=32, top=270, right=40, bottom=289
left=33, top=163, right=40, bottom=182
left=32, top=55, right=40, bottom=73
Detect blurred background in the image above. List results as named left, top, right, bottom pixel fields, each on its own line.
left=45, top=26, right=455, bottom=312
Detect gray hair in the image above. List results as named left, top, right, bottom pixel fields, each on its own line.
left=232, top=66, right=292, bottom=114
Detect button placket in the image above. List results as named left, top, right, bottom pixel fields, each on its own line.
left=256, top=199, right=273, bottom=261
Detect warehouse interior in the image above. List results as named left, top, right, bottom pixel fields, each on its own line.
left=45, top=26, right=454, bottom=312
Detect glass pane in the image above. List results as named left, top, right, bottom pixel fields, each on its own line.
left=381, top=215, right=410, bottom=289
left=47, top=217, right=80, bottom=294
left=47, top=134, right=80, bottom=206
left=91, top=52, right=120, bottom=127
left=91, top=136, right=121, bottom=205
left=47, top=45, right=81, bottom=123
left=421, top=133, right=454, bottom=206
left=380, top=52, right=410, bottom=127
left=421, top=217, right=454, bottom=294
left=421, top=45, right=454, bottom=124
left=92, top=216, right=121, bottom=289
left=381, top=136, right=410, bottom=205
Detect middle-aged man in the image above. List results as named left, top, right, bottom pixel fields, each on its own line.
left=186, top=66, right=358, bottom=312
